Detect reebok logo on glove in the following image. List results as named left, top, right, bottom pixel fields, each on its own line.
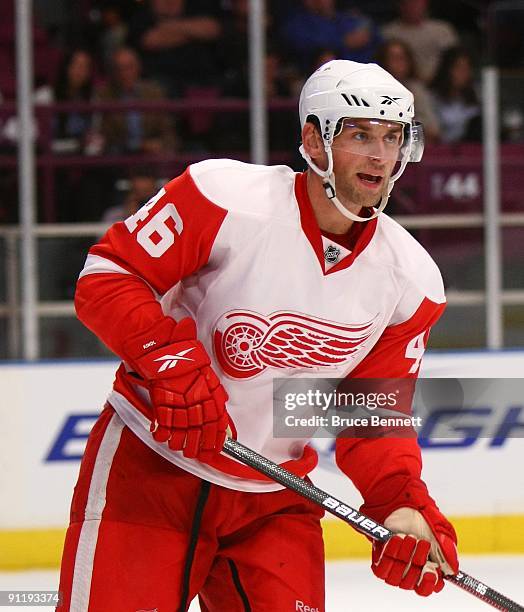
left=154, top=347, right=195, bottom=372
left=123, top=317, right=230, bottom=461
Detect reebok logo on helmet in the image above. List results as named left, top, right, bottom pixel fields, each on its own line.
left=381, top=95, right=402, bottom=105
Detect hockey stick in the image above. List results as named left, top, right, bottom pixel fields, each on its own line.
left=222, top=437, right=524, bottom=612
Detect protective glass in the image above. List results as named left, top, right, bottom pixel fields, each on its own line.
left=331, top=118, right=424, bottom=162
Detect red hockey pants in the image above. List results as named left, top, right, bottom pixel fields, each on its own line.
left=57, top=405, right=325, bottom=611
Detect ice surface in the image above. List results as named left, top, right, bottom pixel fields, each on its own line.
left=0, top=556, right=522, bottom=611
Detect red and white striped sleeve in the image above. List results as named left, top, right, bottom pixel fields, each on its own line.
left=75, top=167, right=227, bottom=357
left=335, top=272, right=446, bottom=523
left=349, top=296, right=446, bottom=379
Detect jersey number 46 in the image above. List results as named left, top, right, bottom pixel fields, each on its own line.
left=124, top=187, right=184, bottom=257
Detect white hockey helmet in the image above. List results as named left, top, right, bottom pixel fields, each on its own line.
left=299, top=59, right=424, bottom=222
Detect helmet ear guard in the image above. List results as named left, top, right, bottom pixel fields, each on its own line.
left=407, top=121, right=425, bottom=162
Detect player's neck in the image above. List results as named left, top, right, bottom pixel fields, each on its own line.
left=306, top=170, right=357, bottom=234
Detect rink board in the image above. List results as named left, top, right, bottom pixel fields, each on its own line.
left=1, top=352, right=524, bottom=568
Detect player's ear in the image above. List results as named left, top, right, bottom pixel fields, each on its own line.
left=302, top=122, right=326, bottom=163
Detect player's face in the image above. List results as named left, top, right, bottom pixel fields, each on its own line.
left=330, top=118, right=403, bottom=210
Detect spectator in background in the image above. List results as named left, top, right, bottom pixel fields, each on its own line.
left=222, top=39, right=290, bottom=99
left=49, top=48, right=96, bottom=221
left=101, top=170, right=158, bottom=224
left=280, top=0, right=382, bottom=74
left=93, top=47, right=177, bottom=154
left=0, top=0, right=61, bottom=147
left=127, top=0, right=223, bottom=97
left=0, top=0, right=61, bottom=101
left=214, top=42, right=296, bottom=153
left=219, top=0, right=251, bottom=81
left=98, top=3, right=128, bottom=70
left=430, top=46, right=480, bottom=144
left=374, top=39, right=440, bottom=142
left=52, top=49, right=95, bottom=152
left=219, top=0, right=278, bottom=96
left=382, top=0, right=458, bottom=84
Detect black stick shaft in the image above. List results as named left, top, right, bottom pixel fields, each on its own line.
left=222, top=438, right=524, bottom=612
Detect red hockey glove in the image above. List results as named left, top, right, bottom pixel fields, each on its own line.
left=371, top=506, right=458, bottom=596
left=123, top=317, right=229, bottom=461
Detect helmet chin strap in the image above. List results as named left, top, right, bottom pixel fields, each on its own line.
left=299, top=139, right=415, bottom=223
left=299, top=144, right=389, bottom=223
left=322, top=172, right=389, bottom=222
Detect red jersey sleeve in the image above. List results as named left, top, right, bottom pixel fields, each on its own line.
left=335, top=296, right=446, bottom=523
left=75, top=167, right=227, bottom=357
left=350, top=297, right=445, bottom=379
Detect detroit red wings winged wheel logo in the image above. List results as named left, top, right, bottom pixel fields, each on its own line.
left=213, top=310, right=379, bottom=379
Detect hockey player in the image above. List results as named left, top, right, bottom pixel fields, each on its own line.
left=58, top=60, right=459, bottom=611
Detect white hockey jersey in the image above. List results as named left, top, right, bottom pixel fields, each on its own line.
left=76, top=159, right=445, bottom=493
